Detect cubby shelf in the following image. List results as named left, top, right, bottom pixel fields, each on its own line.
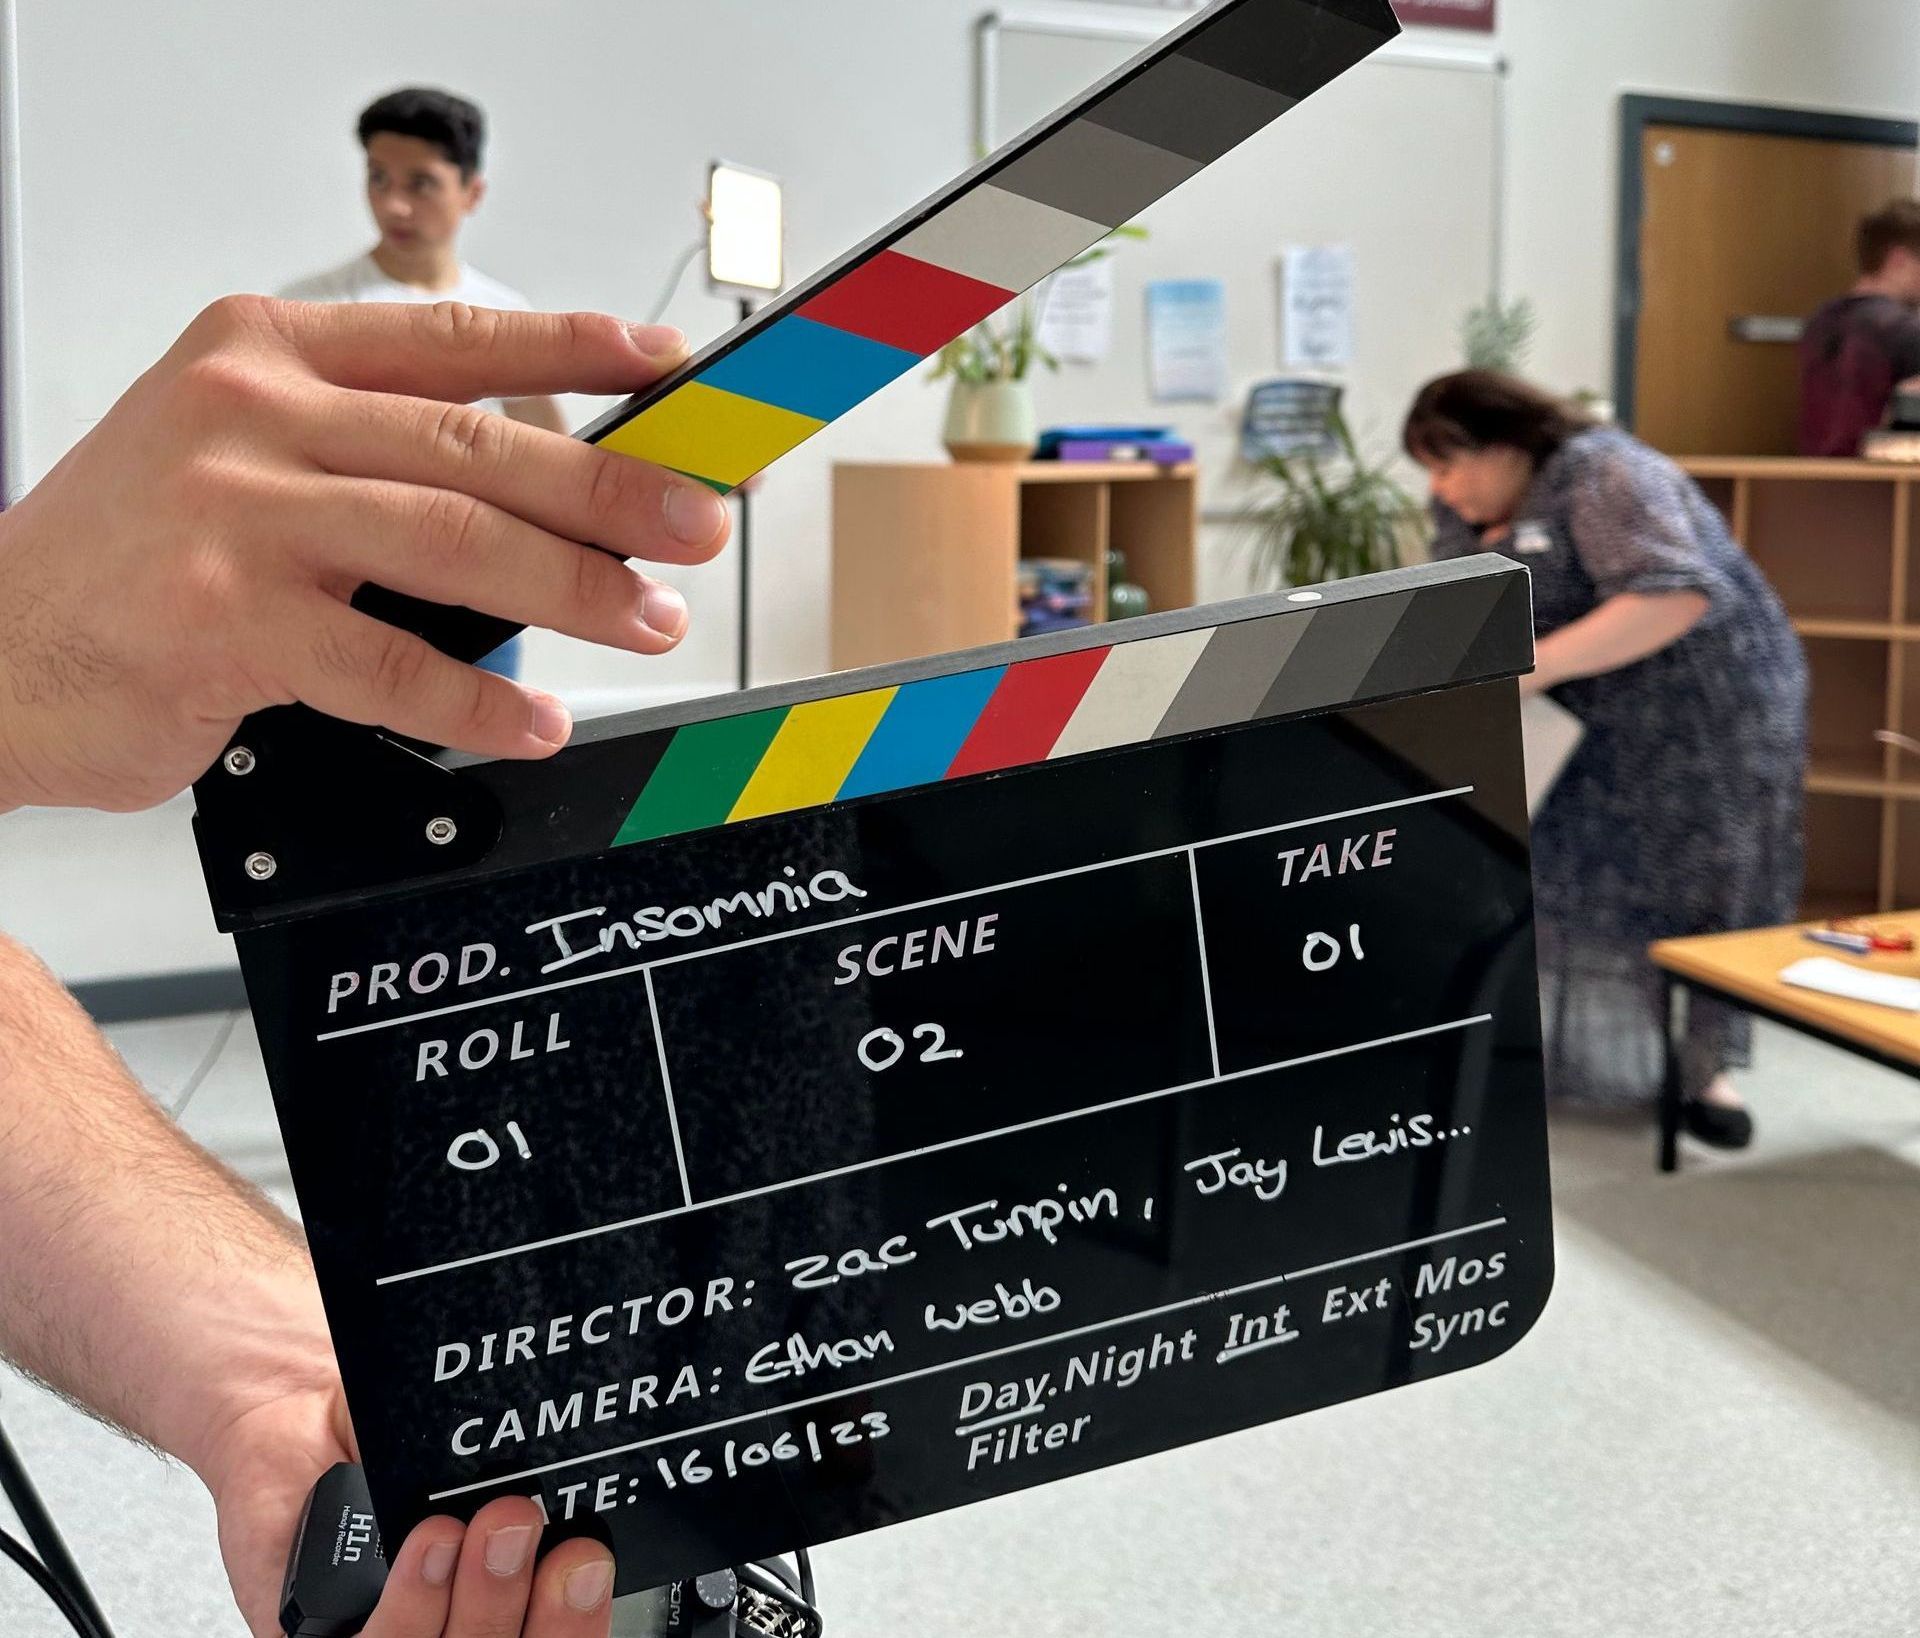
left=830, top=463, right=1198, bottom=672
left=1686, top=456, right=1920, bottom=915
left=1794, top=618, right=1920, bottom=641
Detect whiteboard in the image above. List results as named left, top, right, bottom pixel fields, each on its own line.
left=982, top=15, right=1502, bottom=594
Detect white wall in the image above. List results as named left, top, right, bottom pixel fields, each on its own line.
left=14, top=0, right=992, bottom=702
left=5, top=0, right=1919, bottom=984
left=1494, top=0, right=1920, bottom=398
left=985, top=32, right=1499, bottom=604
left=17, top=2, right=1919, bottom=696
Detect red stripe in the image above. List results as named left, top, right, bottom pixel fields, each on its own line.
left=798, top=250, right=1014, bottom=357
left=946, top=647, right=1111, bottom=779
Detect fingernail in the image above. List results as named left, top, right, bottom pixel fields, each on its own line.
left=641, top=582, right=689, bottom=639
left=565, top=1559, right=615, bottom=1612
left=629, top=322, right=687, bottom=359
left=484, top=1523, right=536, bottom=1578
left=665, top=481, right=727, bottom=548
left=530, top=691, right=572, bottom=748
left=422, top=1539, right=459, bottom=1587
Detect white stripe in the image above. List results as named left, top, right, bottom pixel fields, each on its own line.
left=1051, top=627, right=1214, bottom=759
left=895, top=183, right=1108, bottom=291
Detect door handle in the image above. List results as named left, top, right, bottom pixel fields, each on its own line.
left=1728, top=315, right=1805, bottom=344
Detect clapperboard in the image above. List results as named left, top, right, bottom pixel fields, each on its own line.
left=193, top=0, right=1553, bottom=1597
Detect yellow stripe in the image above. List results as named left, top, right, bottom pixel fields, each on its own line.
left=729, top=689, right=898, bottom=821
left=597, top=383, right=825, bottom=487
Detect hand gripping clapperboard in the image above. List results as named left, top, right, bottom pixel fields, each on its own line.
left=195, top=0, right=1553, bottom=1604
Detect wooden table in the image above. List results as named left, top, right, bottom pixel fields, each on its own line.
left=1649, top=916, right=1920, bottom=1172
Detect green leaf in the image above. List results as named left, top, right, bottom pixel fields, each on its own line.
left=1237, top=410, right=1422, bottom=591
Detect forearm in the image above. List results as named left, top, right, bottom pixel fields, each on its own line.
left=1532, top=590, right=1710, bottom=690
left=0, top=933, right=335, bottom=1480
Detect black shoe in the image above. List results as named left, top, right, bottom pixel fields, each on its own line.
left=1682, top=1098, right=1754, bottom=1150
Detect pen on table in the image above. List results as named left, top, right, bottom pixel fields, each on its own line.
left=1805, top=929, right=1875, bottom=955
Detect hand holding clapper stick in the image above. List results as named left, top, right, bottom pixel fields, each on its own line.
left=220, top=5, right=1550, bottom=1637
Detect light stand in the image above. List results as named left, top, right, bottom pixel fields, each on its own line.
left=704, top=160, right=784, bottom=693
left=734, top=295, right=756, bottom=694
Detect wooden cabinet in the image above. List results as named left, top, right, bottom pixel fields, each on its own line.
left=830, top=462, right=1197, bottom=671
left=1684, top=457, right=1920, bottom=916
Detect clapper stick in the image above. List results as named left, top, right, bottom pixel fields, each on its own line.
left=348, top=0, right=1405, bottom=668
left=193, top=0, right=1555, bottom=1606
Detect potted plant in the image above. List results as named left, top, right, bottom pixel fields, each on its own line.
left=1460, top=293, right=1537, bottom=375
left=1242, top=413, right=1424, bottom=589
left=932, top=298, right=1052, bottom=462
left=932, top=227, right=1145, bottom=462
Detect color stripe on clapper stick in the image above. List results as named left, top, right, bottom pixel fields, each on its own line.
left=577, top=0, right=1399, bottom=492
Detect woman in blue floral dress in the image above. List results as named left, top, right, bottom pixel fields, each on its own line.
left=1404, top=371, right=1809, bottom=1148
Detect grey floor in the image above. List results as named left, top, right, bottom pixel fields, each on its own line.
left=2, top=1013, right=1916, bottom=1637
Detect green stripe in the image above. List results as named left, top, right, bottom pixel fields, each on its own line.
left=667, top=465, right=735, bottom=496
left=614, top=708, right=788, bottom=845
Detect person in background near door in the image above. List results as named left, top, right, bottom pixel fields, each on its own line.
left=281, top=87, right=565, bottom=678
left=1406, top=371, right=1808, bottom=1148
left=1798, top=199, right=1920, bottom=458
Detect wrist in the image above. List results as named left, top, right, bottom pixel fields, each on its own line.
left=156, top=1254, right=341, bottom=1485
left=1528, top=637, right=1572, bottom=692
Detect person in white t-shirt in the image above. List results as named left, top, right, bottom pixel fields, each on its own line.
left=282, top=86, right=559, bottom=674
left=282, top=87, right=565, bottom=433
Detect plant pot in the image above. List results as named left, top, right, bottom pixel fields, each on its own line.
left=944, top=379, right=1037, bottom=463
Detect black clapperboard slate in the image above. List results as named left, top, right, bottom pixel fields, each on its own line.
left=191, top=0, right=1553, bottom=1594
left=195, top=561, right=1553, bottom=1590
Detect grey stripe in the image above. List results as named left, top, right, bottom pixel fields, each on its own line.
left=1258, top=591, right=1416, bottom=717
left=1156, top=610, right=1314, bottom=738
left=1084, top=54, right=1295, bottom=165
left=1354, top=574, right=1513, bottom=701
left=1181, top=0, right=1395, bottom=102
left=994, top=120, right=1203, bottom=229
left=1450, top=573, right=1537, bottom=684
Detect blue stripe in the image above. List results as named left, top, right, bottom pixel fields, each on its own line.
left=839, top=667, right=1008, bottom=799
left=700, top=316, right=922, bottom=422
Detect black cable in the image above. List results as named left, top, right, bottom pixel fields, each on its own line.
left=0, top=1420, right=114, bottom=1638
left=0, top=1526, right=100, bottom=1638
left=736, top=1560, right=822, bottom=1629
left=751, top=1556, right=797, bottom=1595
left=796, top=1547, right=815, bottom=1608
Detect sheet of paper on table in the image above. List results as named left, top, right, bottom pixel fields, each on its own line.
left=1520, top=694, right=1584, bottom=815
left=1779, top=956, right=1920, bottom=1013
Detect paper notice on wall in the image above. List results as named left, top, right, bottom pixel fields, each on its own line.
left=1281, top=245, right=1355, bottom=372
left=1147, top=279, right=1228, bottom=402
left=1037, top=260, right=1115, bottom=363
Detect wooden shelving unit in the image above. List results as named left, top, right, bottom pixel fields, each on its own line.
left=1683, top=456, right=1920, bottom=917
left=830, top=462, right=1197, bottom=671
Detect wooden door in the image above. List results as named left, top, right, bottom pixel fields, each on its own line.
left=1633, top=124, right=1916, bottom=456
